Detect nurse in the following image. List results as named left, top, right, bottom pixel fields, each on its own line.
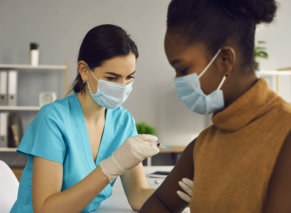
left=141, top=0, right=291, bottom=212
left=11, top=24, right=160, bottom=213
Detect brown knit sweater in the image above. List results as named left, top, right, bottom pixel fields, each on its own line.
left=190, top=78, right=291, bottom=213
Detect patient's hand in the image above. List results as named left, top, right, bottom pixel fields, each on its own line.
left=177, top=178, right=194, bottom=203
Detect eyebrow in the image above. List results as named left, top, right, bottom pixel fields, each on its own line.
left=105, top=71, right=136, bottom=77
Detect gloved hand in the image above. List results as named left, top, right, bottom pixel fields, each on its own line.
left=100, top=134, right=160, bottom=182
left=177, top=178, right=194, bottom=203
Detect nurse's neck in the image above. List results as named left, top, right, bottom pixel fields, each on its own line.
left=77, top=91, right=106, bottom=124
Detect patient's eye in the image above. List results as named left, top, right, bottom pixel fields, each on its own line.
left=177, top=68, right=188, bottom=75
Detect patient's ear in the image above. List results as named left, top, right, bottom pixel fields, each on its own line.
left=78, top=60, right=90, bottom=81
left=218, top=47, right=236, bottom=76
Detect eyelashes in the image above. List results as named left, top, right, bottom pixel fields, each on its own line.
left=106, top=77, right=116, bottom=80
left=127, top=76, right=135, bottom=79
left=177, top=68, right=188, bottom=75
left=105, top=76, right=135, bottom=81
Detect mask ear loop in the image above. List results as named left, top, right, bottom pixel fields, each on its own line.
left=217, top=74, right=229, bottom=90
left=198, top=49, right=222, bottom=79
left=87, top=80, right=92, bottom=92
left=86, top=65, right=99, bottom=94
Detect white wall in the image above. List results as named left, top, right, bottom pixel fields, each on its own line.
left=256, top=0, right=291, bottom=70
left=0, top=0, right=290, bottom=147
left=256, top=0, right=291, bottom=101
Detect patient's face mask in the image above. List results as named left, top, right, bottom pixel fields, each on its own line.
left=174, top=49, right=227, bottom=114
left=87, top=70, right=133, bottom=109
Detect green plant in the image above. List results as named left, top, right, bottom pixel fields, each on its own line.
left=136, top=122, right=157, bottom=136
left=255, top=40, right=268, bottom=59
left=254, top=40, right=268, bottom=70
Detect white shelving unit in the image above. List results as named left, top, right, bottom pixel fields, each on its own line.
left=0, top=63, right=69, bottom=93
left=0, top=106, right=41, bottom=111
left=256, top=70, right=291, bottom=95
left=0, top=64, right=66, bottom=71
left=256, top=70, right=291, bottom=76
left=0, top=63, right=69, bottom=152
left=0, top=147, right=17, bottom=152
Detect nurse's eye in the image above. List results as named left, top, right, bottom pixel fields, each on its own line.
left=106, top=77, right=117, bottom=81
left=127, top=75, right=135, bottom=80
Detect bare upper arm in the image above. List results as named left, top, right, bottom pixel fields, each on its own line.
left=32, top=156, right=63, bottom=212
left=140, top=139, right=195, bottom=212
left=263, top=131, right=291, bottom=213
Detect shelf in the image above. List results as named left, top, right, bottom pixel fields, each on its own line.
left=0, top=147, right=17, bottom=152
left=256, top=70, right=291, bottom=76
left=0, top=106, right=41, bottom=111
left=0, top=64, right=66, bottom=71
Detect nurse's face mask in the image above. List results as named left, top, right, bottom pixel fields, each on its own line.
left=174, top=49, right=227, bottom=114
left=87, top=68, right=133, bottom=109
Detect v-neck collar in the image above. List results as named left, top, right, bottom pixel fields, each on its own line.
left=71, top=94, right=110, bottom=170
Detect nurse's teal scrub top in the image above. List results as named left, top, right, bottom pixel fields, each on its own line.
left=11, top=93, right=138, bottom=213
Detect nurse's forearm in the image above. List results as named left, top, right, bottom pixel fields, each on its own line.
left=130, top=187, right=155, bottom=211
left=140, top=187, right=156, bottom=203
left=38, top=166, right=109, bottom=213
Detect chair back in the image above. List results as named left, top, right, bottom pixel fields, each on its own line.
left=0, top=160, right=19, bottom=213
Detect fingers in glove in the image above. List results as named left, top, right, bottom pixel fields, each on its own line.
left=144, top=141, right=160, bottom=156
left=139, top=134, right=158, bottom=142
left=182, top=178, right=194, bottom=189
left=178, top=180, right=193, bottom=196
left=177, top=190, right=192, bottom=203
left=134, top=135, right=160, bottom=154
left=131, top=136, right=160, bottom=158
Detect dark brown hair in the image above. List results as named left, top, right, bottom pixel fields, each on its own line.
left=71, top=24, right=138, bottom=94
left=167, top=0, right=277, bottom=70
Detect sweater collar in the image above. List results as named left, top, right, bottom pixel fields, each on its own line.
left=212, top=78, right=277, bottom=131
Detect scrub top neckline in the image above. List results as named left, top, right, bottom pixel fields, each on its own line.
left=71, top=93, right=110, bottom=169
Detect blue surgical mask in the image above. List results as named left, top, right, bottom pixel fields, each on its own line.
left=174, top=49, right=227, bottom=114
left=87, top=71, right=133, bottom=109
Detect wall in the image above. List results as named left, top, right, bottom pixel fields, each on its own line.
left=256, top=0, right=291, bottom=101
left=0, top=0, right=290, bottom=153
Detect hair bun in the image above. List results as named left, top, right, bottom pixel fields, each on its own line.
left=214, top=0, right=277, bottom=24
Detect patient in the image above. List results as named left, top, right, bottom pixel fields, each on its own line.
left=141, top=0, right=291, bottom=212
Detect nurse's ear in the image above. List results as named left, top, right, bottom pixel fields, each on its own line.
left=78, top=60, right=91, bottom=82
left=217, top=47, right=236, bottom=76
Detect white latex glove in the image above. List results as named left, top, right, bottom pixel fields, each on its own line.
left=177, top=178, right=194, bottom=203
left=100, top=134, right=160, bottom=182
